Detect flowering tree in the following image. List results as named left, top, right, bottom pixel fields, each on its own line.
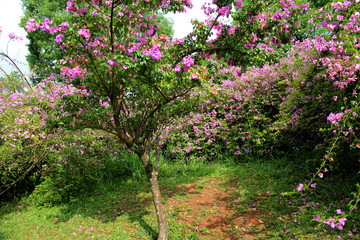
left=21, top=0, right=318, bottom=238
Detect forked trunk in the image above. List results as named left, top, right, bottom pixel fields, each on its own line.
left=138, top=150, right=168, bottom=240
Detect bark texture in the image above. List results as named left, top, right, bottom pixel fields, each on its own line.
left=138, top=150, right=168, bottom=240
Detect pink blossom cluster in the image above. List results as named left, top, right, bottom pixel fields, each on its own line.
left=66, top=0, right=79, bottom=13
left=8, top=32, right=23, bottom=41
left=327, top=112, right=344, bottom=124
left=183, top=56, right=195, bottom=67
left=317, top=216, right=347, bottom=230
left=143, top=46, right=163, bottom=61
left=60, top=66, right=86, bottom=82
left=78, top=28, right=91, bottom=40
left=25, top=18, right=40, bottom=32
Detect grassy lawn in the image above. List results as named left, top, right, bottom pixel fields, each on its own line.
left=1, top=155, right=359, bottom=239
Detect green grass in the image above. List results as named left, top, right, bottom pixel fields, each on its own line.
left=1, top=153, right=359, bottom=239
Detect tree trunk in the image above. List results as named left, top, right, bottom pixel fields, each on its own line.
left=138, top=150, right=168, bottom=240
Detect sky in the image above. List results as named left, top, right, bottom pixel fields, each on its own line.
left=0, top=0, right=208, bottom=77
left=0, top=0, right=29, bottom=75
left=166, top=0, right=208, bottom=39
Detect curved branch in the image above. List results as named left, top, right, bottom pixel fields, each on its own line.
left=0, top=148, right=47, bottom=197
left=0, top=53, right=33, bottom=91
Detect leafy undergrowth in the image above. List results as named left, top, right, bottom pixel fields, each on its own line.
left=1, top=156, right=359, bottom=239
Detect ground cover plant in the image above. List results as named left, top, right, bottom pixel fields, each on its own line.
left=0, top=0, right=359, bottom=239
left=1, top=155, right=359, bottom=239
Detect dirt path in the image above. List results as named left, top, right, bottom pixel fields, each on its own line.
left=166, top=176, right=266, bottom=239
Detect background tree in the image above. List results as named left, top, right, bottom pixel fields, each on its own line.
left=228, top=0, right=333, bottom=69
left=20, top=0, right=69, bottom=83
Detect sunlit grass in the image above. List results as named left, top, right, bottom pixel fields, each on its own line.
left=1, top=153, right=359, bottom=239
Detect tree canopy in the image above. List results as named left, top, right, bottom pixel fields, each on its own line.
left=20, top=0, right=175, bottom=83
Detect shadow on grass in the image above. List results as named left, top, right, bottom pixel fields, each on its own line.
left=2, top=163, right=219, bottom=238
left=129, top=213, right=158, bottom=240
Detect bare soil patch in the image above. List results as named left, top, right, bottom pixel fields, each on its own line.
left=166, top=177, right=266, bottom=239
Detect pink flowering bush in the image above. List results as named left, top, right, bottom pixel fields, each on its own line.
left=0, top=75, right=123, bottom=201
left=160, top=59, right=285, bottom=160
left=160, top=9, right=360, bottom=230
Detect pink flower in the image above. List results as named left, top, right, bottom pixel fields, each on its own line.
left=55, top=34, right=63, bottom=43
left=190, top=72, right=199, bottom=79
left=218, top=5, right=230, bottom=16
left=8, top=32, right=15, bottom=39
left=318, top=173, right=323, bottom=178
left=78, top=28, right=91, bottom=40
left=258, top=12, right=267, bottom=20
left=50, top=26, right=61, bottom=34
left=336, top=209, right=342, bottom=215
left=67, top=0, right=79, bottom=12
left=324, top=218, right=336, bottom=228
left=336, top=222, right=344, bottom=230
left=228, top=27, right=235, bottom=35
left=235, top=0, right=243, bottom=8
left=327, top=112, right=343, bottom=123
left=315, top=215, right=321, bottom=221
left=311, top=183, right=316, bottom=188
left=8, top=32, right=23, bottom=41
left=338, top=218, right=347, bottom=225
left=175, top=64, right=181, bottom=72
left=108, top=60, right=117, bottom=65
left=336, top=218, right=347, bottom=230
left=26, top=18, right=40, bottom=31
left=250, top=32, right=258, bottom=43
left=143, top=47, right=163, bottom=61
left=151, top=48, right=163, bottom=61
left=80, top=7, right=87, bottom=15
left=60, top=22, right=68, bottom=30
left=335, top=113, right=344, bottom=120
left=297, top=183, right=304, bottom=191
left=183, top=56, right=195, bottom=67
left=41, top=18, right=51, bottom=31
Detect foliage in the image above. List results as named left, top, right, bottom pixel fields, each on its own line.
left=20, top=0, right=69, bottom=83
left=157, top=0, right=360, bottom=230
left=0, top=0, right=358, bottom=238
left=20, top=0, right=175, bottom=83
left=21, top=1, right=308, bottom=237
left=160, top=0, right=359, bottom=176
left=0, top=71, right=26, bottom=93
left=1, top=156, right=359, bottom=239
left=0, top=77, right=123, bottom=200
